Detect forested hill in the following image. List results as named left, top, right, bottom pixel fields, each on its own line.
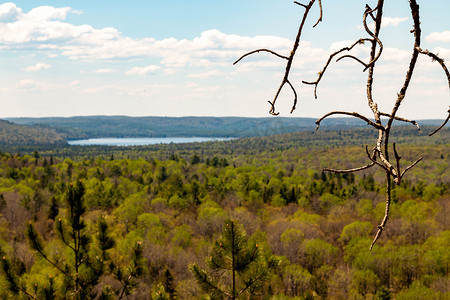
left=7, top=116, right=317, bottom=139
left=6, top=116, right=448, bottom=139
left=0, top=119, right=66, bottom=146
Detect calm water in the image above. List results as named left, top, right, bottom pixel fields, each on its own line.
left=68, top=137, right=233, bottom=146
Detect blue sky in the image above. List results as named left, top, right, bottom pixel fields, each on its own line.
left=0, top=1, right=449, bottom=119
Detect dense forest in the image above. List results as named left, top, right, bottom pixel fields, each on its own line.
left=0, top=128, right=448, bottom=299
left=0, top=120, right=66, bottom=147
left=6, top=116, right=448, bottom=140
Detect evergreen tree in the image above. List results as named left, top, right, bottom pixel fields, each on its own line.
left=161, top=268, right=177, bottom=299
left=23, top=180, right=144, bottom=299
left=47, top=196, right=59, bottom=221
left=152, top=283, right=170, bottom=300
left=190, top=154, right=201, bottom=165
left=190, top=219, right=279, bottom=299
left=0, top=193, right=6, bottom=211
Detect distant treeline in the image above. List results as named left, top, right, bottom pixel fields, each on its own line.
left=1, top=126, right=448, bottom=163
left=6, top=115, right=448, bottom=140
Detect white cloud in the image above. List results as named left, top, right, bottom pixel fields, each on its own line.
left=24, top=62, right=51, bottom=71
left=0, top=2, right=21, bottom=22
left=358, top=16, right=408, bottom=30
left=26, top=5, right=70, bottom=21
left=381, top=47, right=411, bottom=62
left=380, top=17, right=409, bottom=28
left=95, top=68, right=117, bottom=74
left=14, top=79, right=49, bottom=91
left=69, top=80, right=80, bottom=86
left=188, top=69, right=221, bottom=79
left=125, top=65, right=161, bottom=75
left=426, top=31, right=450, bottom=43
left=0, top=4, right=293, bottom=68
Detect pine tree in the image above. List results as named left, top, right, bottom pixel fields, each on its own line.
left=190, top=219, right=279, bottom=299
left=23, top=180, right=144, bottom=299
left=48, top=196, right=59, bottom=221
left=161, top=268, right=177, bottom=299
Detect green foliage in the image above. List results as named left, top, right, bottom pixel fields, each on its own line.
left=396, top=281, right=445, bottom=300
left=152, top=283, right=170, bottom=300
left=339, top=221, right=373, bottom=244
left=302, top=239, right=339, bottom=274
left=351, top=269, right=380, bottom=297
left=190, top=219, right=279, bottom=299
left=0, top=128, right=448, bottom=298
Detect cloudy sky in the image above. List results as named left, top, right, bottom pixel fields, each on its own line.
left=0, top=0, right=449, bottom=119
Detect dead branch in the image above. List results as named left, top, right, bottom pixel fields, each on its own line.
left=313, top=0, right=323, bottom=28
left=416, top=47, right=450, bottom=89
left=379, top=112, right=420, bottom=130
left=336, top=55, right=368, bottom=68
left=385, top=0, right=421, bottom=134
left=233, top=49, right=288, bottom=65
left=236, top=0, right=448, bottom=252
left=365, top=145, right=392, bottom=175
left=429, top=107, right=450, bottom=136
left=286, top=80, right=298, bottom=113
left=393, top=143, right=401, bottom=182
left=323, top=162, right=375, bottom=174
left=235, top=0, right=317, bottom=115
left=362, top=5, right=384, bottom=71
left=400, top=157, right=423, bottom=178
left=315, top=111, right=385, bottom=130
left=302, top=38, right=371, bottom=99
left=370, top=173, right=391, bottom=251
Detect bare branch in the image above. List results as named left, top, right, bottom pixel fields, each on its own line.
left=286, top=80, right=298, bottom=113
left=385, top=0, right=421, bottom=134
left=365, top=145, right=391, bottom=174
left=370, top=173, right=391, bottom=251
left=362, top=5, right=384, bottom=71
left=416, top=47, right=450, bottom=89
left=336, top=54, right=368, bottom=68
left=313, top=0, right=323, bottom=28
left=380, top=112, right=420, bottom=130
left=233, top=49, right=289, bottom=65
left=323, top=162, right=375, bottom=173
left=400, top=157, right=423, bottom=178
left=294, top=1, right=308, bottom=9
left=236, top=0, right=317, bottom=115
left=393, top=143, right=401, bottom=176
left=303, top=38, right=371, bottom=98
left=365, top=1, right=384, bottom=117
left=315, top=111, right=385, bottom=130
left=429, top=107, right=450, bottom=136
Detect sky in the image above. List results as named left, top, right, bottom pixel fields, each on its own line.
left=0, top=0, right=449, bottom=119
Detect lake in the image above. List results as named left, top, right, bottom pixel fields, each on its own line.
left=67, top=137, right=234, bottom=146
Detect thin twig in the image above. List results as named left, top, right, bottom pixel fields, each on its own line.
left=365, top=145, right=391, bottom=174
left=336, top=55, right=369, bottom=68
left=370, top=173, right=391, bottom=251
left=286, top=79, right=298, bottom=113
left=400, top=157, right=423, bottom=178
left=235, top=0, right=317, bottom=115
left=313, top=0, right=323, bottom=28
left=429, top=107, right=450, bottom=136
left=416, top=47, right=450, bottom=89
left=233, top=49, right=289, bottom=65
left=294, top=1, right=308, bottom=9
left=323, top=162, right=375, bottom=173
left=18, top=286, right=37, bottom=300
left=315, top=111, right=385, bottom=130
left=303, top=38, right=371, bottom=98
left=393, top=143, right=402, bottom=184
left=362, top=5, right=384, bottom=71
left=379, top=112, right=420, bottom=130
